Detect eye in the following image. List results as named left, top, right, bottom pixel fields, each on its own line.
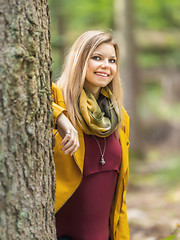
left=92, top=56, right=101, bottom=61
left=109, top=58, right=116, bottom=63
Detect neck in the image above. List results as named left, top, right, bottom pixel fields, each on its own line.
left=84, top=84, right=101, bottom=100
left=92, top=89, right=100, bottom=100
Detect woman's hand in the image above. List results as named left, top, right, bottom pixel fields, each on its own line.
left=57, top=113, right=79, bottom=156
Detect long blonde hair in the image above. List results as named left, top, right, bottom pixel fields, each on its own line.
left=57, top=30, right=123, bottom=128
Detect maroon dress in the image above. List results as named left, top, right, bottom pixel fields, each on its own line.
left=55, top=132, right=122, bottom=240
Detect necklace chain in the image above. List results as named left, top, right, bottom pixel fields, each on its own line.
left=93, top=136, right=106, bottom=165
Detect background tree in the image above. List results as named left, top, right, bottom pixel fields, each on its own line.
left=0, top=0, right=56, bottom=239
left=114, top=0, right=142, bottom=154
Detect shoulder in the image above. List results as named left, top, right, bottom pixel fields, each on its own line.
left=121, top=107, right=130, bottom=137
left=52, top=82, right=65, bottom=104
left=52, top=82, right=62, bottom=96
left=122, top=107, right=129, bottom=122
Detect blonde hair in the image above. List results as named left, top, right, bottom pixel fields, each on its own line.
left=57, top=30, right=123, bottom=128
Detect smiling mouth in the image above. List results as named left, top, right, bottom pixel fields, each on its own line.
left=95, top=72, right=109, bottom=77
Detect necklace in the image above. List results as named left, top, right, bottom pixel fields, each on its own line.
left=93, top=136, right=106, bottom=165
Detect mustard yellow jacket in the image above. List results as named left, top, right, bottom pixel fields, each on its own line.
left=52, top=82, right=130, bottom=240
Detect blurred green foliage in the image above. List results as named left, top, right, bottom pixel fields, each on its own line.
left=48, top=0, right=180, bottom=78
left=135, top=0, right=180, bottom=69
left=138, top=81, right=180, bottom=121
left=162, top=225, right=179, bottom=240
left=138, top=50, right=180, bottom=68
left=130, top=151, right=180, bottom=188
left=134, top=0, right=180, bottom=30
left=162, top=236, right=175, bottom=240
left=48, top=0, right=113, bottom=78
left=49, top=0, right=113, bottom=33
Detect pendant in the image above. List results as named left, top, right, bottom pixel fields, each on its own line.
left=100, top=156, right=105, bottom=165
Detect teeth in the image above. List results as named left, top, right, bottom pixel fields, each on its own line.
left=96, top=73, right=108, bottom=77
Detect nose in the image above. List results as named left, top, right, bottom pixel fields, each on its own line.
left=101, top=59, right=110, bottom=68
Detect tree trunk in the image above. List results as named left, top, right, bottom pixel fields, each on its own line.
left=0, top=0, right=56, bottom=239
left=114, top=0, right=143, bottom=154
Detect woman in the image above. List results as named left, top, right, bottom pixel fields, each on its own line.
left=52, top=30, right=130, bottom=240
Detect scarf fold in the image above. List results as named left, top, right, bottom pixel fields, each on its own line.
left=78, top=87, right=120, bottom=137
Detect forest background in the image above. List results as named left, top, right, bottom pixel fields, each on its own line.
left=49, top=0, right=180, bottom=239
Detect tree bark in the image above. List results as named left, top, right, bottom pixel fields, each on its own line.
left=0, top=0, right=56, bottom=239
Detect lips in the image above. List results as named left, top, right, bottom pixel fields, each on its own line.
left=95, top=71, right=110, bottom=77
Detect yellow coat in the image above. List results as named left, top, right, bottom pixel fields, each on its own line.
left=52, top=82, right=130, bottom=240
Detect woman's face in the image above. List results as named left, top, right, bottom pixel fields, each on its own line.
left=84, top=42, right=117, bottom=97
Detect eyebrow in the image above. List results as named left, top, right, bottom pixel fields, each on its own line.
left=92, top=52, right=116, bottom=58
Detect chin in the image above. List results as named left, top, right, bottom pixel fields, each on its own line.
left=99, top=82, right=110, bottom=88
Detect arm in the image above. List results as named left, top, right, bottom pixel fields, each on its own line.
left=56, top=112, right=79, bottom=156
left=52, top=82, right=79, bottom=156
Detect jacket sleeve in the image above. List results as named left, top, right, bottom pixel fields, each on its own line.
left=118, top=169, right=130, bottom=240
left=52, top=82, right=68, bottom=122
left=116, top=107, right=130, bottom=240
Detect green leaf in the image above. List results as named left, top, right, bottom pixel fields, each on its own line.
left=162, top=234, right=176, bottom=240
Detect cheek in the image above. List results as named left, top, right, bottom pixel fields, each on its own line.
left=112, top=65, right=117, bottom=75
left=86, top=64, right=94, bottom=79
left=88, top=60, right=99, bottom=71
left=86, top=64, right=92, bottom=76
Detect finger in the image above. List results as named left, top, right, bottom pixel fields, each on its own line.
left=70, top=144, right=80, bottom=156
left=62, top=138, right=75, bottom=152
left=64, top=144, right=77, bottom=155
left=61, top=133, right=71, bottom=146
left=68, top=138, right=80, bottom=156
left=63, top=136, right=79, bottom=154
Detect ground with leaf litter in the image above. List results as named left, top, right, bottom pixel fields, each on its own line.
left=127, top=120, right=180, bottom=240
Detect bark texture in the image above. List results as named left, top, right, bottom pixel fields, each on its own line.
left=0, top=0, right=56, bottom=239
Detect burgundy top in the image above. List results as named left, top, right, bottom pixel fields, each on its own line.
left=56, top=132, right=122, bottom=240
